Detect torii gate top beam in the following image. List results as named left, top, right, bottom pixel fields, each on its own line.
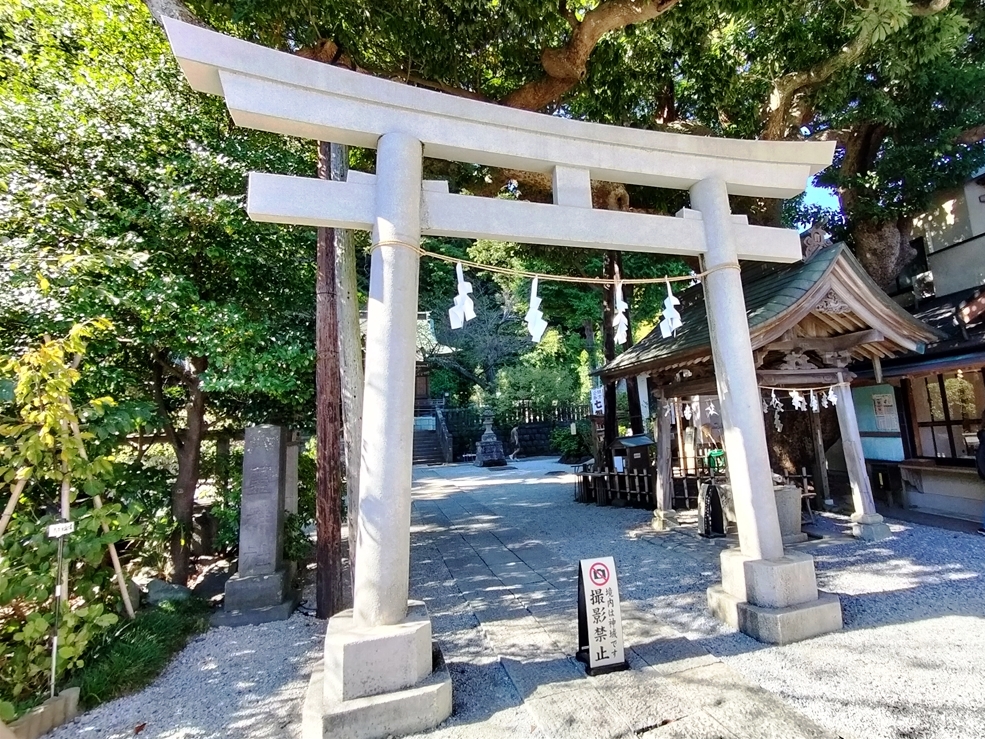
left=163, top=19, right=833, bottom=200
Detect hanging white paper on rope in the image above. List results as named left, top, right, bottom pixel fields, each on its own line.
left=809, top=390, right=819, bottom=413
left=613, top=280, right=629, bottom=345
left=789, top=390, right=807, bottom=411
left=705, top=402, right=718, bottom=417
left=827, top=387, right=838, bottom=406
left=682, top=402, right=692, bottom=421
left=769, top=389, right=784, bottom=412
left=659, top=279, right=682, bottom=339
left=774, top=408, right=783, bottom=432
left=525, top=277, right=548, bottom=342
left=448, top=262, right=476, bottom=329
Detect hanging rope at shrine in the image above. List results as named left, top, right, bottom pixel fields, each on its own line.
left=369, top=239, right=739, bottom=285
left=758, top=385, right=841, bottom=432
left=371, top=239, right=739, bottom=344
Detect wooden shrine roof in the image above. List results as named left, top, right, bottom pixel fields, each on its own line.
left=598, top=243, right=945, bottom=384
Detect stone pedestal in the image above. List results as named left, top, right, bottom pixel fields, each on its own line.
left=474, top=408, right=506, bottom=467
left=851, top=512, right=892, bottom=541
left=651, top=509, right=679, bottom=531
left=774, top=484, right=807, bottom=545
left=707, top=549, right=842, bottom=645
left=214, top=425, right=299, bottom=627
left=303, top=603, right=452, bottom=739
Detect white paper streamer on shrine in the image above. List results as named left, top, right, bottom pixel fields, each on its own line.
left=809, top=390, right=819, bottom=413
left=789, top=390, right=807, bottom=411
left=448, top=262, right=476, bottom=329
left=525, top=276, right=549, bottom=342
left=613, top=280, right=629, bottom=345
left=827, top=387, right=838, bottom=406
left=659, top=278, right=682, bottom=338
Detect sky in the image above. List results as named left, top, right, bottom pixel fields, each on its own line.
left=803, top=183, right=841, bottom=213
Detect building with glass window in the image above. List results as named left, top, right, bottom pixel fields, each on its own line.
left=853, top=171, right=985, bottom=522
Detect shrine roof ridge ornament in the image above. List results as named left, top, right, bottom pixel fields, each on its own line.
left=163, top=18, right=834, bottom=199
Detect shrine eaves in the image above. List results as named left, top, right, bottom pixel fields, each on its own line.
left=164, top=18, right=835, bottom=263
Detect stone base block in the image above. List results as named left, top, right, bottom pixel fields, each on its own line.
left=743, top=551, right=818, bottom=609
left=707, top=586, right=843, bottom=644
left=326, top=601, right=433, bottom=701
left=303, top=642, right=452, bottom=739
left=707, top=584, right=742, bottom=630
left=223, top=565, right=293, bottom=612
left=211, top=590, right=300, bottom=628
left=852, top=521, right=891, bottom=541
left=851, top=513, right=891, bottom=541
left=782, top=533, right=809, bottom=546
left=651, top=510, right=679, bottom=531
left=737, top=592, right=843, bottom=645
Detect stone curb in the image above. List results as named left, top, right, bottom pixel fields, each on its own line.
left=6, top=688, right=80, bottom=739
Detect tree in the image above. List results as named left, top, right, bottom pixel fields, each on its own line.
left=0, top=0, right=318, bottom=584
left=162, top=0, right=985, bottom=287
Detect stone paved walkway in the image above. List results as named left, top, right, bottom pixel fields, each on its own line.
left=407, top=464, right=835, bottom=739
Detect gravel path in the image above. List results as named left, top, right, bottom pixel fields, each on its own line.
left=49, top=612, right=324, bottom=739
left=420, top=459, right=985, bottom=739
left=50, top=458, right=985, bottom=739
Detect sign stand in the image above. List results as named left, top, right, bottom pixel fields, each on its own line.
left=576, top=556, right=629, bottom=676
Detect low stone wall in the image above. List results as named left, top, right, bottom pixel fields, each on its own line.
left=7, top=688, right=80, bottom=739
left=513, top=421, right=568, bottom=458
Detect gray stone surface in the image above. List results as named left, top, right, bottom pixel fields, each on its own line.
left=239, top=425, right=288, bottom=577
left=145, top=579, right=191, bottom=605
left=303, top=644, right=452, bottom=739
left=216, top=425, right=298, bottom=626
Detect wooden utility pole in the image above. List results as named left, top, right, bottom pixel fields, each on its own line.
left=315, top=141, right=345, bottom=619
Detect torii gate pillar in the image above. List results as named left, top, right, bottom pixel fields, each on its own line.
left=693, top=178, right=843, bottom=644
left=304, top=133, right=453, bottom=738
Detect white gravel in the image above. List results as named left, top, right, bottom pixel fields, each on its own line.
left=422, top=459, right=985, bottom=739
left=49, top=615, right=324, bottom=739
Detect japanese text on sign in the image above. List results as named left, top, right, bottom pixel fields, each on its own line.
left=578, top=556, right=625, bottom=671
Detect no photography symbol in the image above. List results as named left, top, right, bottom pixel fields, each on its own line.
left=589, top=562, right=610, bottom=587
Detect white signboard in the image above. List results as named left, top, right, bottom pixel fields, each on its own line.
left=872, top=393, right=900, bottom=432
left=577, top=556, right=627, bottom=675
left=47, top=521, right=75, bottom=538
left=636, top=375, right=650, bottom=420
left=590, top=387, right=605, bottom=415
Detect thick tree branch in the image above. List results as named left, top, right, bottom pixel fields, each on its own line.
left=503, top=0, right=682, bottom=111
left=764, top=0, right=951, bottom=140
left=956, top=124, right=985, bottom=145
left=142, top=0, right=205, bottom=26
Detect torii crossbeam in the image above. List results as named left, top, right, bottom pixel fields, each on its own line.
left=163, top=18, right=842, bottom=739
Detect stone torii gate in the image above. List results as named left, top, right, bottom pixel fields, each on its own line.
left=164, top=18, right=843, bottom=738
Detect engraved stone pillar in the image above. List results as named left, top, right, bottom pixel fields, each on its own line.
left=284, top=436, right=300, bottom=517
left=215, top=424, right=299, bottom=626
left=833, top=382, right=891, bottom=541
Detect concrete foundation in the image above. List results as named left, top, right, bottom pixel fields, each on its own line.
left=851, top=512, right=892, bottom=541
left=212, top=565, right=299, bottom=627
left=651, top=510, right=679, bottom=531
left=305, top=600, right=452, bottom=739
left=710, top=548, right=842, bottom=644
left=325, top=602, right=433, bottom=701
left=303, top=643, right=452, bottom=739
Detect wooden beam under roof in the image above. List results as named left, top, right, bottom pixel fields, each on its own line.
left=764, top=329, right=885, bottom=354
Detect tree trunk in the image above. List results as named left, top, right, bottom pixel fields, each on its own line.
left=331, top=143, right=364, bottom=596
left=169, top=382, right=206, bottom=586
left=315, top=141, right=346, bottom=619
left=849, top=217, right=916, bottom=289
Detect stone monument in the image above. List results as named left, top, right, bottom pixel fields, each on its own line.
left=214, top=425, right=300, bottom=627
left=474, top=409, right=506, bottom=467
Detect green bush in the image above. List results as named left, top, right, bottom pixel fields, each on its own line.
left=549, top=419, right=592, bottom=461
